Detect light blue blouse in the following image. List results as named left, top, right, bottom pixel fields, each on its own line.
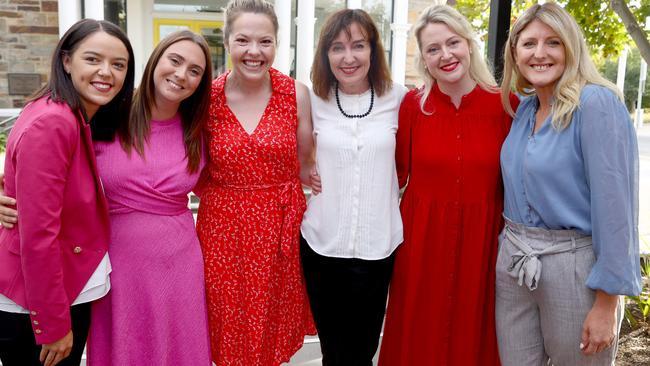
left=501, top=84, right=641, bottom=296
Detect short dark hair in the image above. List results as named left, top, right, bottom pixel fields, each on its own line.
left=30, top=19, right=135, bottom=141
left=311, top=9, right=392, bottom=100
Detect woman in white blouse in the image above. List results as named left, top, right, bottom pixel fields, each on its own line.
left=301, top=8, right=406, bottom=366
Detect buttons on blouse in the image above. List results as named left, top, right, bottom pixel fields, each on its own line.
left=35, top=329, right=42, bottom=334
left=33, top=320, right=39, bottom=325
left=73, top=246, right=82, bottom=254
left=30, top=310, right=37, bottom=316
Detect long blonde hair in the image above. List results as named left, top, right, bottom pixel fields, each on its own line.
left=413, top=4, right=497, bottom=114
left=500, top=2, right=622, bottom=130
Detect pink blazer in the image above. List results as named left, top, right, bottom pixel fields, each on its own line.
left=0, top=97, right=110, bottom=344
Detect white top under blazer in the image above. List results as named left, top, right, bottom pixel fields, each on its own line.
left=301, top=82, right=407, bottom=260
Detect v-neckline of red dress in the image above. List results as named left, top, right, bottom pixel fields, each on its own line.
left=222, top=71, right=275, bottom=138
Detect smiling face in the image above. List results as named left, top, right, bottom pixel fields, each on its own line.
left=226, top=12, right=276, bottom=82
left=419, top=22, right=473, bottom=91
left=153, top=39, right=206, bottom=110
left=327, top=22, right=371, bottom=94
left=515, top=19, right=566, bottom=96
left=63, top=31, right=129, bottom=119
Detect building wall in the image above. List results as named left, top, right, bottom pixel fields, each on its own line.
left=0, top=1, right=59, bottom=108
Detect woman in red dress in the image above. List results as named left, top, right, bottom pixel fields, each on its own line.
left=378, top=5, right=518, bottom=365
left=195, top=0, right=315, bottom=365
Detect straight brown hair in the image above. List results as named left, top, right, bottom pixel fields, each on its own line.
left=311, top=9, right=392, bottom=100
left=123, top=30, right=212, bottom=173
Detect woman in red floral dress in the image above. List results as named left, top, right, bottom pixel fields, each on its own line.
left=195, top=1, right=315, bottom=365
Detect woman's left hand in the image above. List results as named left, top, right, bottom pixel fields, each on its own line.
left=580, top=291, right=619, bottom=355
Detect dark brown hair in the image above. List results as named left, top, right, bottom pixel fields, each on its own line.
left=124, top=30, right=212, bottom=173
left=30, top=19, right=135, bottom=141
left=311, top=9, right=392, bottom=100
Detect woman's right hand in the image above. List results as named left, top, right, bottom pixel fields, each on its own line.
left=310, top=166, right=322, bottom=196
left=40, top=330, right=73, bottom=366
left=0, top=173, right=17, bottom=228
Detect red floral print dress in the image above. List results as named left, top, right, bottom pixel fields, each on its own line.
left=197, top=68, right=315, bottom=366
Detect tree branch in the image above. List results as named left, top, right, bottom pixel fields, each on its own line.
left=611, top=0, right=650, bottom=64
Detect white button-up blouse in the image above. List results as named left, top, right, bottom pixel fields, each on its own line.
left=301, top=82, right=407, bottom=259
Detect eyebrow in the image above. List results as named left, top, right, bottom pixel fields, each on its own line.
left=82, top=50, right=128, bottom=62
left=331, top=38, right=367, bottom=46
left=168, top=52, right=205, bottom=72
left=424, top=37, right=456, bottom=47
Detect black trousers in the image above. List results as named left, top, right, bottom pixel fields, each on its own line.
left=0, top=302, right=90, bottom=366
left=300, top=236, right=395, bottom=366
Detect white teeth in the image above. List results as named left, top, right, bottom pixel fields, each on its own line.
left=533, top=64, right=550, bottom=71
left=93, top=83, right=110, bottom=91
left=244, top=60, right=262, bottom=67
left=167, top=79, right=182, bottom=89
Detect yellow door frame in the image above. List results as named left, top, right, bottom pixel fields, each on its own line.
left=153, top=18, right=230, bottom=71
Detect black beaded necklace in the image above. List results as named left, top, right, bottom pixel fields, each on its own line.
left=335, top=82, right=374, bottom=119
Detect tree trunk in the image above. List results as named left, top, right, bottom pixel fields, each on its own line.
left=611, top=0, right=650, bottom=64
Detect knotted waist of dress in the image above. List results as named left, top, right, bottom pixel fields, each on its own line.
left=216, top=178, right=304, bottom=258
left=502, top=216, right=592, bottom=291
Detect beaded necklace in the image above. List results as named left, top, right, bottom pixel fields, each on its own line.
left=335, top=82, right=374, bottom=119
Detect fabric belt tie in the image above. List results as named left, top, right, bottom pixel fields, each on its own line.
left=218, top=179, right=303, bottom=258
left=504, top=225, right=592, bottom=291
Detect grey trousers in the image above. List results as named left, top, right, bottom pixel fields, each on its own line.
left=495, top=218, right=623, bottom=366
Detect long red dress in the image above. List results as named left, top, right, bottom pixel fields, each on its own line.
left=197, top=69, right=315, bottom=365
left=379, top=85, right=517, bottom=365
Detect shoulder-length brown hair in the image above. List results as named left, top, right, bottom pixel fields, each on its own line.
left=311, top=9, right=392, bottom=100
left=123, top=30, right=213, bottom=173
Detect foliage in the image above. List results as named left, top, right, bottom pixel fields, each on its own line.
left=0, top=133, right=5, bottom=153
left=453, top=0, right=650, bottom=61
left=600, top=47, right=650, bottom=110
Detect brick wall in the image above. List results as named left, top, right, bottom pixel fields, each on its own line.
left=0, top=1, right=59, bottom=108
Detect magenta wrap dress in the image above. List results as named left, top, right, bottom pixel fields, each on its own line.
left=87, top=115, right=211, bottom=365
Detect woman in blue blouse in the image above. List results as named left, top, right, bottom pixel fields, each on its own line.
left=497, top=3, right=641, bottom=366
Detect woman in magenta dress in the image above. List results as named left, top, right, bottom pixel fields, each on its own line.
left=86, top=31, right=213, bottom=365
left=379, top=5, right=518, bottom=365
left=196, top=1, right=315, bottom=365
left=0, top=30, right=213, bottom=365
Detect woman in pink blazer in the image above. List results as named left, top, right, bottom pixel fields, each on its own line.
left=0, top=19, right=134, bottom=366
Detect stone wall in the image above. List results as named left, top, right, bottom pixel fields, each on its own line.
left=0, top=1, right=59, bottom=108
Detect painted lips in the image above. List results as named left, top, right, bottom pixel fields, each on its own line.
left=440, top=62, right=459, bottom=72
left=339, top=66, right=359, bottom=75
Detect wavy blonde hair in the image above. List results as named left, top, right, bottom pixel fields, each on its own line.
left=413, top=4, right=497, bottom=114
left=500, top=2, right=622, bottom=130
